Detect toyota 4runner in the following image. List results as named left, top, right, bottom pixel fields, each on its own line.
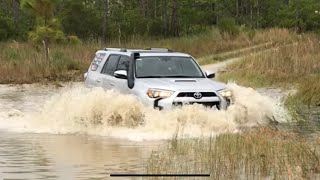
left=84, top=48, right=233, bottom=110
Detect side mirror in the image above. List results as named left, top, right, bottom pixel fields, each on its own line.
left=205, top=71, right=215, bottom=78
left=114, top=70, right=127, bottom=79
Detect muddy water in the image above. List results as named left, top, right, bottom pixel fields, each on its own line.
left=0, top=82, right=289, bottom=179
left=0, top=132, right=160, bottom=179
left=0, top=83, right=164, bottom=179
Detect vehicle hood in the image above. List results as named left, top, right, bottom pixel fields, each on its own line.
left=136, top=78, right=227, bottom=92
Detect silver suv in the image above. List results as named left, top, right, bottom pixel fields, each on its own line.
left=84, top=48, right=232, bottom=110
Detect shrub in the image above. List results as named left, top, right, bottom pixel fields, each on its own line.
left=218, top=17, right=240, bottom=35
left=67, top=35, right=82, bottom=45
left=51, top=50, right=80, bottom=72
left=0, top=16, right=14, bottom=41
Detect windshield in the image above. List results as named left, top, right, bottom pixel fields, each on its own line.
left=135, top=56, right=204, bottom=78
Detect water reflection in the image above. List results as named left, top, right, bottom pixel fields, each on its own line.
left=0, top=132, right=162, bottom=179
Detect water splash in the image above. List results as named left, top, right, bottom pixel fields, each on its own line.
left=0, top=83, right=290, bottom=141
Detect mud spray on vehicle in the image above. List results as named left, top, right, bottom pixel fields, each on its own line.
left=0, top=83, right=290, bottom=141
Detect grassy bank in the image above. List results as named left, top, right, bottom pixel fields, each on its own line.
left=219, top=37, right=320, bottom=88
left=219, top=35, right=320, bottom=116
left=0, top=28, right=294, bottom=84
left=146, top=128, right=320, bottom=179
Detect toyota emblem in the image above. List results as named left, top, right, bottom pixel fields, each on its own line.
left=193, top=92, right=202, bottom=99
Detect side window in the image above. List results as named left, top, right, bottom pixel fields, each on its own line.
left=116, top=56, right=129, bottom=71
left=101, top=55, right=120, bottom=75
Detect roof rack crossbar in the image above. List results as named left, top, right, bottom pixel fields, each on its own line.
left=104, top=48, right=127, bottom=52
left=144, top=48, right=175, bottom=52
left=103, top=47, right=175, bottom=53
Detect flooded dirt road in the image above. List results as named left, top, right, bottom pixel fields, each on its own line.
left=0, top=132, right=160, bottom=179
left=0, top=83, right=164, bottom=179
left=0, top=81, right=290, bottom=179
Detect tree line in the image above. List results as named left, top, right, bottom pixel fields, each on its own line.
left=0, top=0, right=320, bottom=43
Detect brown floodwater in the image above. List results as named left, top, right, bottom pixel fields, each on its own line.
left=0, top=132, right=161, bottom=179
left=0, top=82, right=291, bottom=179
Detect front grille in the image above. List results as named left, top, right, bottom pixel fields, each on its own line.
left=177, top=92, right=216, bottom=98
left=173, top=102, right=220, bottom=109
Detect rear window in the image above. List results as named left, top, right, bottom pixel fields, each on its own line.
left=101, top=55, right=120, bottom=75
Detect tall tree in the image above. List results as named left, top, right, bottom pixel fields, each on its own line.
left=21, top=0, right=63, bottom=61
left=162, top=0, right=167, bottom=36
left=102, top=0, right=109, bottom=44
left=170, top=0, right=179, bottom=36
left=59, top=0, right=101, bottom=40
left=139, top=0, right=146, bottom=16
left=0, top=0, right=320, bottom=43
left=295, top=0, right=299, bottom=31
left=21, top=0, right=56, bottom=26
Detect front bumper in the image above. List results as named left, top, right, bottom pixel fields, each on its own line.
left=147, top=91, right=229, bottom=110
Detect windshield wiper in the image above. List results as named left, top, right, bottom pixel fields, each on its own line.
left=138, top=76, right=165, bottom=78
left=163, top=75, right=201, bottom=78
left=138, top=75, right=203, bottom=78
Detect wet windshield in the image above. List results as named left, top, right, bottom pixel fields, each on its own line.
left=135, top=56, right=204, bottom=78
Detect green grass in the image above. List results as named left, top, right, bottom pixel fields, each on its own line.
left=198, top=41, right=276, bottom=65
left=219, top=35, right=320, bottom=106
left=0, top=28, right=296, bottom=84
left=219, top=37, right=320, bottom=83
left=0, top=42, right=95, bottom=83
left=146, top=128, right=320, bottom=179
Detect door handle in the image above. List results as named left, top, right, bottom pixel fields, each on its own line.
left=110, top=83, right=115, bottom=86
left=96, top=79, right=101, bottom=83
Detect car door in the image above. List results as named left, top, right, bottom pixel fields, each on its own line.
left=100, top=54, right=120, bottom=90
left=113, top=55, right=130, bottom=94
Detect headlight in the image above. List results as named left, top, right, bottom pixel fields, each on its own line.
left=146, top=89, right=174, bottom=98
left=217, top=89, right=233, bottom=98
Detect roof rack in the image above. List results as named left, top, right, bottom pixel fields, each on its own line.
left=104, top=48, right=127, bottom=52
left=144, top=48, right=175, bottom=52
left=103, top=47, right=175, bottom=53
